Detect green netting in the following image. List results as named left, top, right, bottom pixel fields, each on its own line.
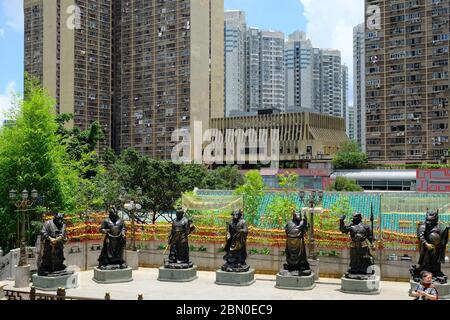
left=182, top=193, right=243, bottom=211
left=380, top=193, right=450, bottom=214
left=181, top=193, right=243, bottom=227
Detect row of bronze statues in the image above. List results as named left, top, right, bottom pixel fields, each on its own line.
left=36, top=208, right=449, bottom=286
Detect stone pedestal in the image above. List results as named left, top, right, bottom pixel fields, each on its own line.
left=409, top=280, right=450, bottom=300
left=341, top=276, right=380, bottom=295
left=158, top=266, right=198, bottom=282
left=93, top=267, right=133, bottom=284
left=0, top=282, right=6, bottom=300
left=14, top=265, right=30, bottom=288
left=215, top=269, right=255, bottom=286
left=275, top=273, right=316, bottom=291
left=126, top=250, right=139, bottom=270
left=308, top=259, right=320, bottom=281
left=32, top=273, right=79, bottom=291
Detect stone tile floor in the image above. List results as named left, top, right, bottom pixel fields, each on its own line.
left=3, top=268, right=412, bottom=300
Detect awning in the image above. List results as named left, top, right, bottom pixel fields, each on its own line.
left=308, top=127, right=348, bottom=144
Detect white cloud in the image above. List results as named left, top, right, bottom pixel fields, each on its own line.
left=299, top=0, right=364, bottom=105
left=0, top=81, right=17, bottom=125
left=0, top=28, right=4, bottom=39
left=1, top=0, right=24, bottom=32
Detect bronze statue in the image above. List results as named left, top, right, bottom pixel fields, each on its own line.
left=410, top=210, right=449, bottom=284
left=281, top=210, right=311, bottom=276
left=222, top=210, right=249, bottom=272
left=339, top=212, right=375, bottom=280
left=37, top=213, right=70, bottom=276
left=164, top=210, right=195, bottom=269
left=98, top=207, right=128, bottom=270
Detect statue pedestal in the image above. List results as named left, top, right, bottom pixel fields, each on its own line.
left=275, top=273, right=316, bottom=291
left=409, top=280, right=450, bottom=300
left=341, top=276, right=380, bottom=295
left=0, top=282, right=6, bottom=300
left=125, top=250, right=139, bottom=270
left=93, top=267, right=133, bottom=284
left=32, top=273, right=79, bottom=291
left=158, top=266, right=198, bottom=282
left=14, top=265, right=30, bottom=288
left=308, top=259, right=320, bottom=281
left=215, top=269, right=256, bottom=286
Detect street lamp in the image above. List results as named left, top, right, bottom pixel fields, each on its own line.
left=121, top=187, right=143, bottom=251
left=299, top=190, right=324, bottom=261
left=9, top=188, right=39, bottom=267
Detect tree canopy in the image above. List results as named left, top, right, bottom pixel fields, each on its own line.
left=332, top=141, right=368, bottom=169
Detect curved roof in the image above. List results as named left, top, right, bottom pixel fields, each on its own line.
left=332, top=170, right=416, bottom=181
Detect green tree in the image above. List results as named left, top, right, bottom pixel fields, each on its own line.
left=262, top=172, right=299, bottom=228
left=277, top=171, right=299, bottom=189
left=235, top=170, right=265, bottom=226
left=0, top=76, right=73, bottom=251
left=319, top=196, right=354, bottom=231
left=178, top=164, right=209, bottom=192
left=144, top=160, right=182, bottom=223
left=327, top=176, right=364, bottom=192
left=332, top=141, right=368, bottom=169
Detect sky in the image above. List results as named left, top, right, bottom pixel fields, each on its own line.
left=0, top=0, right=364, bottom=123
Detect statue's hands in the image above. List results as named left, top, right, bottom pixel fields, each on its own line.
left=49, top=237, right=57, bottom=245
left=56, top=236, right=63, bottom=242
left=425, top=243, right=435, bottom=251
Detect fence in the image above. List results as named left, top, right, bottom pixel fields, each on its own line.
left=4, top=287, right=144, bottom=300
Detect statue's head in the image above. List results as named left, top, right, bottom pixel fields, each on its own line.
left=109, top=207, right=119, bottom=222
left=425, top=209, right=439, bottom=228
left=232, top=210, right=243, bottom=221
left=176, top=210, right=185, bottom=220
left=352, top=212, right=362, bottom=224
left=293, top=211, right=301, bottom=222
left=53, top=212, right=64, bottom=227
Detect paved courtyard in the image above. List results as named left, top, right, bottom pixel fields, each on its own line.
left=3, top=268, right=412, bottom=300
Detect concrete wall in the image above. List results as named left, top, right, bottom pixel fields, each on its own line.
left=4, top=241, right=450, bottom=282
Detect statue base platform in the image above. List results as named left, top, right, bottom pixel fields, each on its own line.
left=126, top=250, right=139, bottom=270
left=275, top=272, right=316, bottom=291
left=409, top=280, right=450, bottom=300
left=32, top=272, right=79, bottom=291
left=158, top=266, right=198, bottom=282
left=215, top=269, right=255, bottom=286
left=341, top=275, right=380, bottom=295
left=0, top=282, right=7, bottom=300
left=14, top=265, right=30, bottom=288
left=93, top=267, right=133, bottom=284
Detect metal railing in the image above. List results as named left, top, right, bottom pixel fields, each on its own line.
left=4, top=287, right=144, bottom=300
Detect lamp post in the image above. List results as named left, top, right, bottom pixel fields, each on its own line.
left=121, top=187, right=143, bottom=252
left=9, top=188, right=39, bottom=288
left=299, top=190, right=324, bottom=261
left=9, top=189, right=39, bottom=267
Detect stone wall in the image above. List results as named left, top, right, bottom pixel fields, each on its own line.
left=3, top=241, right=449, bottom=282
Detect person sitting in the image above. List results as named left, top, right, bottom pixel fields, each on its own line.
left=412, top=271, right=439, bottom=301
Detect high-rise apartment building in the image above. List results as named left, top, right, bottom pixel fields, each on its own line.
left=347, top=105, right=356, bottom=140
left=285, top=31, right=314, bottom=112
left=353, top=22, right=366, bottom=152
left=24, top=0, right=113, bottom=152
left=224, top=10, right=246, bottom=116
left=25, top=0, right=224, bottom=159
left=365, top=0, right=450, bottom=162
left=313, top=49, right=344, bottom=118
left=245, top=28, right=285, bottom=112
left=115, top=0, right=224, bottom=159
left=341, top=64, right=349, bottom=123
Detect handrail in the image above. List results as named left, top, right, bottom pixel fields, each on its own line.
left=4, top=287, right=144, bottom=300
